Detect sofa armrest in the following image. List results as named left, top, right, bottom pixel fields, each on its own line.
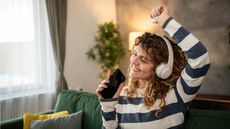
left=0, top=117, right=23, bottom=129
left=0, top=110, right=54, bottom=129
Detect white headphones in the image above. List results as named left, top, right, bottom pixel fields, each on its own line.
left=155, top=36, right=174, bottom=79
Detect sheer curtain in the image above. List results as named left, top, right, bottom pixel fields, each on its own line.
left=0, top=0, right=57, bottom=121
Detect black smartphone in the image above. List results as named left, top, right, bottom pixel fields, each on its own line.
left=101, top=69, right=126, bottom=99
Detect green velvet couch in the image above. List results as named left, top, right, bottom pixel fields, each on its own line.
left=1, top=90, right=230, bottom=129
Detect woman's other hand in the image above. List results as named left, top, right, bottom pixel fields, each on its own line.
left=150, top=4, right=170, bottom=26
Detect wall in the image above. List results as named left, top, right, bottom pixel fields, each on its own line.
left=65, top=0, right=117, bottom=92
left=116, top=0, right=230, bottom=95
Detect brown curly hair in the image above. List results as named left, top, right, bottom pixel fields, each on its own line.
left=125, top=32, right=186, bottom=117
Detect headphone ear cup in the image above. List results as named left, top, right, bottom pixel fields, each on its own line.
left=155, top=64, right=172, bottom=79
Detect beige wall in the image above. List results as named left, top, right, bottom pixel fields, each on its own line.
left=65, top=0, right=117, bottom=92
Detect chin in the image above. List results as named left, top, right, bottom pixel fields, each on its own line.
left=129, top=71, right=140, bottom=79
left=129, top=70, right=152, bottom=80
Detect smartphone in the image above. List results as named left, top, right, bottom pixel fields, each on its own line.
left=101, top=69, right=126, bottom=99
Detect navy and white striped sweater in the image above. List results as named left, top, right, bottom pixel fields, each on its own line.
left=100, top=17, right=210, bottom=129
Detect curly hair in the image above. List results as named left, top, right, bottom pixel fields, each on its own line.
left=125, top=32, right=186, bottom=117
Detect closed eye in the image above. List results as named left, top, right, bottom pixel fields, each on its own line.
left=140, top=57, right=149, bottom=63
left=132, top=50, right=137, bottom=56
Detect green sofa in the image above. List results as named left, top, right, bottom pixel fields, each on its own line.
left=1, top=90, right=230, bottom=129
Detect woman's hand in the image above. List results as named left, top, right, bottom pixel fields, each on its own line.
left=96, top=79, right=109, bottom=99
left=150, top=4, right=170, bottom=26
left=96, top=79, right=124, bottom=100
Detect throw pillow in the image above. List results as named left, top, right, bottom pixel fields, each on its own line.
left=30, top=111, right=82, bottom=129
left=23, top=110, right=69, bottom=129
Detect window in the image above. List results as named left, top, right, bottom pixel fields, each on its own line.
left=0, top=0, right=57, bottom=100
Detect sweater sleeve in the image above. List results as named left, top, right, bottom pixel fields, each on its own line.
left=100, top=98, right=120, bottom=129
left=163, top=17, right=210, bottom=103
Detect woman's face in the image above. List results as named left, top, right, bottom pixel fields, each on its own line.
left=129, top=45, right=154, bottom=80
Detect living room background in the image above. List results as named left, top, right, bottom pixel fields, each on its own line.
left=65, top=0, right=230, bottom=95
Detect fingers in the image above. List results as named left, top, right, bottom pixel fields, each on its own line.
left=96, top=83, right=108, bottom=92
left=154, top=7, right=161, bottom=16
left=97, top=80, right=109, bottom=92
left=102, top=79, right=109, bottom=84
left=150, top=5, right=163, bottom=18
left=157, top=5, right=164, bottom=15
left=159, top=6, right=164, bottom=13
left=150, top=4, right=169, bottom=25
left=96, top=80, right=109, bottom=92
left=150, top=8, right=161, bottom=24
left=95, top=79, right=109, bottom=99
left=150, top=9, right=157, bottom=18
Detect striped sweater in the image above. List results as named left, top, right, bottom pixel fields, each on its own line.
left=100, top=17, right=210, bottom=129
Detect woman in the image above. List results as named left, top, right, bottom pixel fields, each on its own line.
left=96, top=4, right=210, bottom=129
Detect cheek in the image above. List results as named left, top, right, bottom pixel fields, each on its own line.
left=130, top=55, right=134, bottom=64
left=141, top=64, right=154, bottom=76
left=141, top=64, right=153, bottom=72
left=130, top=56, right=133, bottom=63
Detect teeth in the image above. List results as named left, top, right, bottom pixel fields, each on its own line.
left=132, top=66, right=140, bottom=72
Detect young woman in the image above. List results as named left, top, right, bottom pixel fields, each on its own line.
left=96, top=4, right=210, bottom=129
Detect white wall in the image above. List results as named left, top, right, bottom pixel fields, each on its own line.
left=65, top=0, right=117, bottom=93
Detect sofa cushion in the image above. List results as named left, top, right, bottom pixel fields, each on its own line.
left=23, top=111, right=69, bottom=129
left=30, top=110, right=82, bottom=129
left=54, top=90, right=102, bottom=129
left=185, top=109, right=230, bottom=129
left=0, top=110, right=54, bottom=129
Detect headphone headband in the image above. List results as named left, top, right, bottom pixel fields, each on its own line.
left=160, top=36, right=174, bottom=68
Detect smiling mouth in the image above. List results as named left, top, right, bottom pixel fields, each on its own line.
left=132, top=66, right=141, bottom=72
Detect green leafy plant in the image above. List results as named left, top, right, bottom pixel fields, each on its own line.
left=86, top=21, right=126, bottom=78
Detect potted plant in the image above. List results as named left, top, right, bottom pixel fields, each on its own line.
left=86, top=21, right=126, bottom=79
